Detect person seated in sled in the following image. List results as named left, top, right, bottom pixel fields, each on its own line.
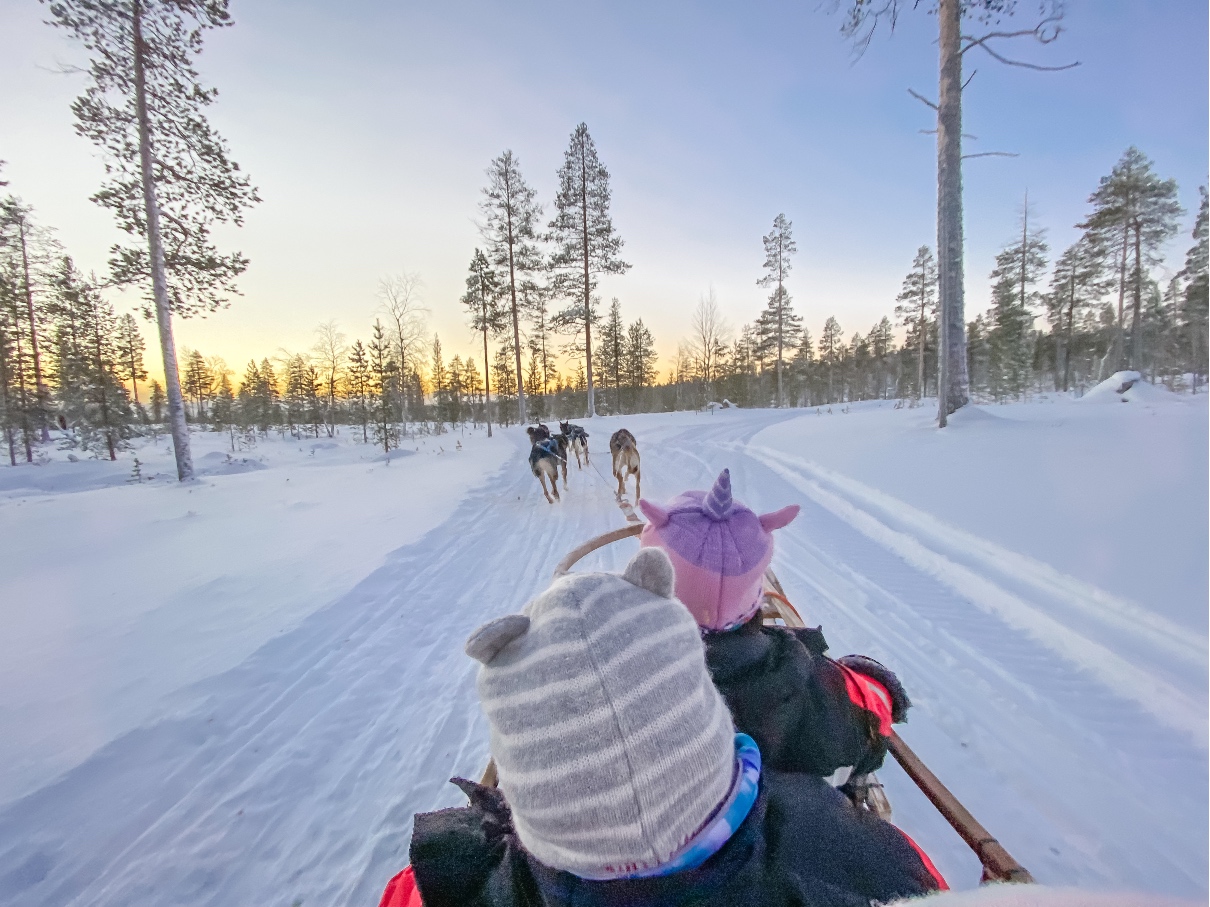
left=380, top=547, right=944, bottom=907
left=637, top=469, right=909, bottom=795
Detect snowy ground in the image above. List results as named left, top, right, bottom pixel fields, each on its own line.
left=0, top=389, right=1205, bottom=906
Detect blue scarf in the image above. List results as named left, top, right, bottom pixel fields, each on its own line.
left=615, top=734, right=762, bottom=880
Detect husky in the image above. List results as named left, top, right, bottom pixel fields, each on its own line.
left=526, top=425, right=564, bottom=503
left=609, top=428, right=640, bottom=501
left=558, top=420, right=590, bottom=469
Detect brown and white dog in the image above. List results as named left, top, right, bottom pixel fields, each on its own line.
left=525, top=425, right=566, bottom=503
left=609, top=428, right=640, bottom=501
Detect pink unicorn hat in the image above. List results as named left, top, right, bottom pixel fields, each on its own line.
left=638, top=469, right=799, bottom=631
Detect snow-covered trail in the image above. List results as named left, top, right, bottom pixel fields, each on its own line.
left=0, top=410, right=1203, bottom=905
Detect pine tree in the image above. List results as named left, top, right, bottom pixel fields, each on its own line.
left=46, top=0, right=260, bottom=480
left=624, top=319, right=658, bottom=411
left=114, top=312, right=147, bottom=408
left=549, top=123, right=630, bottom=418
left=367, top=320, right=398, bottom=452
left=52, top=270, right=133, bottom=459
left=894, top=246, right=938, bottom=400
left=182, top=349, right=213, bottom=421
left=868, top=317, right=895, bottom=399
left=1046, top=237, right=1107, bottom=391
left=1178, top=187, right=1208, bottom=390
left=211, top=372, right=234, bottom=431
left=149, top=379, right=165, bottom=424
left=480, top=150, right=543, bottom=423
left=594, top=298, right=626, bottom=414
left=756, top=214, right=801, bottom=406
left=259, top=357, right=280, bottom=433
left=1079, top=147, right=1183, bottom=372
left=345, top=339, right=371, bottom=442
left=820, top=317, right=844, bottom=403
left=430, top=334, right=448, bottom=431
left=986, top=205, right=1048, bottom=400
left=0, top=261, right=36, bottom=462
left=461, top=248, right=505, bottom=437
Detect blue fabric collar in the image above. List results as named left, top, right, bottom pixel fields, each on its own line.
left=617, top=734, right=762, bottom=880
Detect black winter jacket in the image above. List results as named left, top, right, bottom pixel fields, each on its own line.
left=408, top=773, right=942, bottom=907
left=703, top=619, right=909, bottom=780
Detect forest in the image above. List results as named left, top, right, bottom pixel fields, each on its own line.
left=2, top=141, right=1206, bottom=461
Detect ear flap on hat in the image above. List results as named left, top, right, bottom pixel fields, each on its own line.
left=637, top=498, right=670, bottom=528
left=758, top=504, right=800, bottom=532
left=622, top=547, right=675, bottom=599
left=465, top=614, right=530, bottom=665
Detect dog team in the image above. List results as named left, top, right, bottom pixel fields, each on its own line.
left=525, top=420, right=640, bottom=504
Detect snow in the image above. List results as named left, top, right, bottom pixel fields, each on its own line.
left=0, top=400, right=1205, bottom=905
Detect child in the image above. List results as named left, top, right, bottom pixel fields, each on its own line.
left=638, top=469, right=910, bottom=787
left=382, top=548, right=944, bottom=907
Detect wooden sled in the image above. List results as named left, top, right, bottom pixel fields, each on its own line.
left=481, top=522, right=1034, bottom=886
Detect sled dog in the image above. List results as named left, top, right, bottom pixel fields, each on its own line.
left=609, top=428, right=640, bottom=501
left=559, top=421, right=590, bottom=469
left=526, top=426, right=563, bottom=503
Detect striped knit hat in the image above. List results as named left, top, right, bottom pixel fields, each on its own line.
left=464, top=547, right=737, bottom=879
left=638, top=469, right=799, bottom=631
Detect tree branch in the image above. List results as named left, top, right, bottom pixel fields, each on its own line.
left=920, top=130, right=978, bottom=140
left=907, top=88, right=938, bottom=110
left=962, top=152, right=1020, bottom=160
left=961, top=69, right=977, bottom=91
left=970, top=41, right=1079, bottom=71
left=960, top=16, right=1079, bottom=71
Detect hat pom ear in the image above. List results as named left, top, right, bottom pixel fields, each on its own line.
left=465, top=614, right=530, bottom=665
left=759, top=504, right=800, bottom=532
left=623, top=547, right=676, bottom=599
left=638, top=499, right=670, bottom=528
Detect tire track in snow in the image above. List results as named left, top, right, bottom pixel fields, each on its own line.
left=745, top=446, right=1208, bottom=745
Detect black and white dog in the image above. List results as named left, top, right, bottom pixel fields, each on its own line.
left=558, top=420, right=589, bottom=469
left=526, top=424, right=567, bottom=503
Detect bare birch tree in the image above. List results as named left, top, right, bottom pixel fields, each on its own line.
left=311, top=320, right=347, bottom=438
left=377, top=271, right=427, bottom=429
left=689, top=288, right=730, bottom=399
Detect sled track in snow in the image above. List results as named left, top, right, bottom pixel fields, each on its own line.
left=0, top=412, right=1203, bottom=905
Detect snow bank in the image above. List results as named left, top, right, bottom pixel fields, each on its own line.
left=1078, top=370, right=1182, bottom=405
left=897, top=886, right=1200, bottom=906
left=0, top=427, right=509, bottom=805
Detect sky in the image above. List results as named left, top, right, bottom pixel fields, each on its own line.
left=1, top=0, right=1207, bottom=384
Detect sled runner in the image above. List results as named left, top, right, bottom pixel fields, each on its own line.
left=477, top=522, right=1034, bottom=887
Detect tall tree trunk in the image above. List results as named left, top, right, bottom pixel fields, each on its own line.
left=92, top=312, right=116, bottom=461
left=1108, top=221, right=1130, bottom=375
left=935, top=0, right=969, bottom=426
left=917, top=286, right=926, bottom=400
left=481, top=318, right=493, bottom=438
left=133, top=1, right=193, bottom=481
left=1062, top=273, right=1076, bottom=392
left=17, top=219, right=50, bottom=442
left=0, top=319, right=16, bottom=465
left=11, top=298, right=33, bottom=462
left=580, top=145, right=595, bottom=418
left=1129, top=220, right=1144, bottom=369
left=505, top=197, right=527, bottom=424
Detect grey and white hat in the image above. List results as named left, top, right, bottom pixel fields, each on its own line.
left=465, top=547, right=737, bottom=879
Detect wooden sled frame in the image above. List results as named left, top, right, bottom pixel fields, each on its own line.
left=483, top=522, right=1034, bottom=886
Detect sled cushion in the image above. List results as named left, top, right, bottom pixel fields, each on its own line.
left=379, top=865, right=423, bottom=907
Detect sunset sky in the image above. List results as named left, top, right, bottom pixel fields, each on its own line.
left=2, top=0, right=1206, bottom=385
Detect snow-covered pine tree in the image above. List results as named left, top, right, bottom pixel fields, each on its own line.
left=548, top=124, right=630, bottom=418
left=894, top=246, right=938, bottom=401
left=480, top=150, right=543, bottom=424
left=1079, top=148, right=1183, bottom=374
left=461, top=248, right=505, bottom=438
left=46, top=0, right=259, bottom=480
left=756, top=214, right=801, bottom=407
